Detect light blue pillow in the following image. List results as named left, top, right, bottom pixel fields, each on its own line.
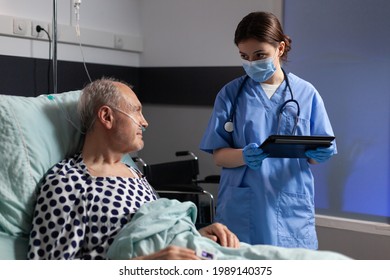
left=0, top=91, right=83, bottom=236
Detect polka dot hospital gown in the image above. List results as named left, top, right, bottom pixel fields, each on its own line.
left=27, top=153, right=158, bottom=260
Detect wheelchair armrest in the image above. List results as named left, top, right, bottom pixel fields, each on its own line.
left=131, top=156, right=147, bottom=167
left=175, top=151, right=198, bottom=160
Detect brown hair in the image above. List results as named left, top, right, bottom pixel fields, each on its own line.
left=234, top=11, right=291, bottom=62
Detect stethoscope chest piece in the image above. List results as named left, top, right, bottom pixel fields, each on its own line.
left=224, top=121, right=234, bottom=133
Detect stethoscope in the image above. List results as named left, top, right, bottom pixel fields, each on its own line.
left=224, top=68, right=300, bottom=135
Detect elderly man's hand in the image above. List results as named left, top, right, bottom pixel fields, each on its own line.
left=198, top=223, right=240, bottom=248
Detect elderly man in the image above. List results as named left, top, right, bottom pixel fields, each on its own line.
left=27, top=78, right=239, bottom=260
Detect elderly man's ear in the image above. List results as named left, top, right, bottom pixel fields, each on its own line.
left=97, top=106, right=114, bottom=129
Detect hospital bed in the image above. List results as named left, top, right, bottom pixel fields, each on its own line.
left=0, top=90, right=350, bottom=260
left=0, top=90, right=214, bottom=259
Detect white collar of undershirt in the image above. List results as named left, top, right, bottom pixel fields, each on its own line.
left=261, top=83, right=281, bottom=99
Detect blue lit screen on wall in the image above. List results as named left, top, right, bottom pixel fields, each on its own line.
left=284, top=0, right=390, bottom=222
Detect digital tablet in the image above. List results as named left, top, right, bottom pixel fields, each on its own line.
left=259, top=135, right=335, bottom=158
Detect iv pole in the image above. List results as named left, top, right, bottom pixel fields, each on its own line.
left=52, top=0, right=58, bottom=94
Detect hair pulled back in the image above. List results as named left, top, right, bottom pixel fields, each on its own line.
left=234, top=11, right=292, bottom=62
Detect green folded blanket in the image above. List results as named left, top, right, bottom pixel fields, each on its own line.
left=107, top=198, right=350, bottom=260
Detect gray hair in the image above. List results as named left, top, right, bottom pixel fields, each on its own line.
left=78, top=77, right=132, bottom=133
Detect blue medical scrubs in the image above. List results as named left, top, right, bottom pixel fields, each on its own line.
left=200, top=72, right=336, bottom=249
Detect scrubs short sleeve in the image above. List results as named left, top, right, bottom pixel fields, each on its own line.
left=310, top=92, right=338, bottom=154
left=200, top=77, right=244, bottom=154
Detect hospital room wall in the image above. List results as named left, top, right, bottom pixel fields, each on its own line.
left=137, top=0, right=390, bottom=259
left=0, top=0, right=142, bottom=95
left=0, top=0, right=141, bottom=66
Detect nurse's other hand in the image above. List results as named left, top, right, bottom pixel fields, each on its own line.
left=242, top=143, right=269, bottom=169
left=198, top=223, right=240, bottom=248
left=305, top=146, right=335, bottom=163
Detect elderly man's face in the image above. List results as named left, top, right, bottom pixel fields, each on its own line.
left=111, top=83, right=148, bottom=153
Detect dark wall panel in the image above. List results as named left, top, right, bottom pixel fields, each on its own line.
left=139, top=66, right=244, bottom=106
left=0, top=55, right=139, bottom=97
left=57, top=60, right=140, bottom=94
left=0, top=55, right=243, bottom=106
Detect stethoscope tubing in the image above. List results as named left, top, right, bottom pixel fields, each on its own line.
left=225, top=68, right=300, bottom=135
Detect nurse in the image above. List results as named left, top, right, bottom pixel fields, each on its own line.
left=200, top=11, right=336, bottom=249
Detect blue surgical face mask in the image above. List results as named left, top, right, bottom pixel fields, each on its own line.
left=241, top=51, right=278, bottom=83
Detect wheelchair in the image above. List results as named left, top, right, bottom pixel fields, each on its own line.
left=132, top=151, right=217, bottom=226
